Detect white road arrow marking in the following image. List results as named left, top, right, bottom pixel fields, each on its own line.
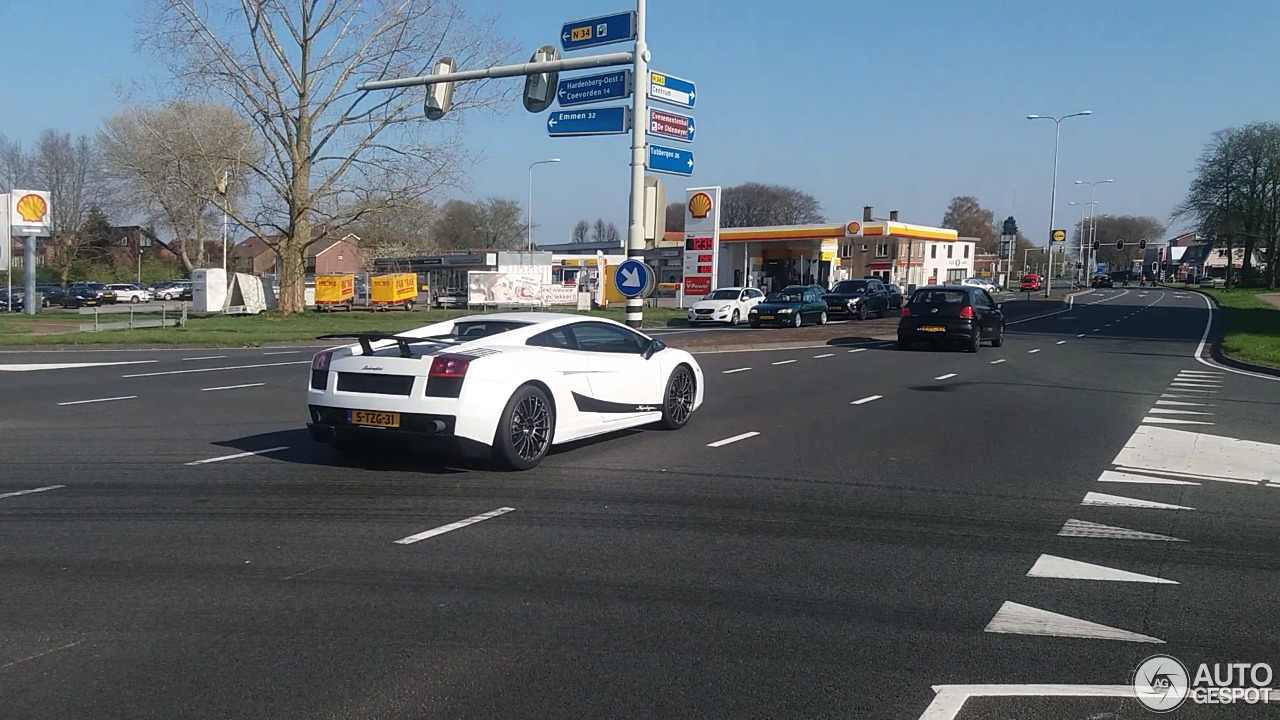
left=984, top=601, right=1164, bottom=643
left=1097, top=470, right=1199, bottom=486
left=1059, top=518, right=1186, bottom=542
left=1081, top=491, right=1193, bottom=511
left=1026, top=554, right=1177, bottom=584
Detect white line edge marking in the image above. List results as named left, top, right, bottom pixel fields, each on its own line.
left=1192, top=291, right=1280, bottom=381
left=990, top=359, right=1005, bottom=364
left=0, top=484, right=66, bottom=500
left=57, top=395, right=138, bottom=406
left=0, top=640, right=84, bottom=671
left=919, top=685, right=1134, bottom=720
left=813, top=353, right=834, bottom=358
left=851, top=395, right=882, bottom=405
left=771, top=359, right=797, bottom=365
left=707, top=431, right=760, bottom=448
left=201, top=383, right=266, bottom=392
left=123, top=360, right=311, bottom=377
left=184, top=446, right=289, bottom=466
left=721, top=367, right=751, bottom=374
left=934, top=373, right=956, bottom=380
left=848, top=348, right=867, bottom=353
left=183, top=355, right=227, bottom=361
left=394, top=507, right=515, bottom=545
left=262, top=350, right=301, bottom=355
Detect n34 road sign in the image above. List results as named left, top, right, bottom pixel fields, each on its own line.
left=647, top=71, right=696, bottom=109
left=647, top=143, right=694, bottom=176
left=557, top=70, right=631, bottom=107
left=560, top=11, right=635, bottom=52
left=648, top=108, right=695, bottom=143
left=547, top=106, right=631, bottom=137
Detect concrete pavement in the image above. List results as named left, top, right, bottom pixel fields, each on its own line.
left=2, top=287, right=1279, bottom=719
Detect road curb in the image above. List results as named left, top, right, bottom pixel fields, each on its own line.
left=1189, top=288, right=1280, bottom=378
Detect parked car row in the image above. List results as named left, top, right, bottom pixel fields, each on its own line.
left=0, top=279, right=197, bottom=311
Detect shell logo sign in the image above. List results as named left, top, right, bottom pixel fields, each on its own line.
left=687, top=192, right=713, bottom=219
left=9, top=189, right=52, bottom=236
left=845, top=221, right=861, bottom=236
left=15, top=193, right=47, bottom=223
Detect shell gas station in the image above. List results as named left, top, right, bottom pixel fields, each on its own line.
left=711, top=207, right=969, bottom=294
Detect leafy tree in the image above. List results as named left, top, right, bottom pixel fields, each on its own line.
left=432, top=198, right=527, bottom=251
left=941, top=196, right=997, bottom=251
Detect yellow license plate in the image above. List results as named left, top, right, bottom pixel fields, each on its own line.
left=922, top=326, right=946, bottom=332
left=759, top=315, right=774, bottom=320
left=350, top=410, right=400, bottom=428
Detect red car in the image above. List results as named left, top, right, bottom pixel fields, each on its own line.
left=1020, top=274, right=1042, bottom=291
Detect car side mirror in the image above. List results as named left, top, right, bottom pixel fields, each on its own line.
left=642, top=338, right=666, bottom=360
left=996, top=303, right=1004, bottom=310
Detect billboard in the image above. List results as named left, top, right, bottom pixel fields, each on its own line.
left=467, top=271, right=543, bottom=306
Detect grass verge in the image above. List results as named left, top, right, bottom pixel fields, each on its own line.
left=0, top=306, right=689, bottom=347
left=1202, top=288, right=1280, bottom=370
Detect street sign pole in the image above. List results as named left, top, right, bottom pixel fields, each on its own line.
left=624, top=0, right=648, bottom=328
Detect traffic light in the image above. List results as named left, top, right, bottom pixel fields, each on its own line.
left=1139, top=239, right=1147, bottom=250
left=1092, top=240, right=1099, bottom=252
left=1116, top=240, right=1124, bottom=250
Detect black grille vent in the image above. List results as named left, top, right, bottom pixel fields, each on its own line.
left=336, top=372, right=415, bottom=395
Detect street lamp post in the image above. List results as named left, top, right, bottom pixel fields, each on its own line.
left=1074, top=179, right=1113, bottom=282
left=527, top=159, right=561, bottom=253
left=1027, top=111, right=1092, bottom=297
left=1069, top=200, right=1099, bottom=283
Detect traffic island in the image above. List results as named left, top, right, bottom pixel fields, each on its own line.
left=1198, top=288, right=1280, bottom=374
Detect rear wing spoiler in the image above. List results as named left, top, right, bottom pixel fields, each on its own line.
left=316, top=331, right=452, bottom=358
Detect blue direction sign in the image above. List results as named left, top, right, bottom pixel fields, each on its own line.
left=647, top=143, right=694, bottom=176
left=614, top=258, right=654, bottom=298
left=647, top=71, right=696, bottom=109
left=557, top=70, right=631, bottom=107
left=547, top=106, right=631, bottom=137
left=560, top=11, right=636, bottom=52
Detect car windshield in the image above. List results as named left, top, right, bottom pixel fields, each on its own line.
left=766, top=290, right=805, bottom=302
left=832, top=281, right=868, bottom=294
left=706, top=289, right=739, bottom=300
left=910, top=289, right=968, bottom=305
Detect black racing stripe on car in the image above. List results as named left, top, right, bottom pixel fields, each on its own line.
left=571, top=392, right=660, bottom=414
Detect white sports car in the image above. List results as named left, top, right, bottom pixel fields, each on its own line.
left=307, top=312, right=705, bottom=470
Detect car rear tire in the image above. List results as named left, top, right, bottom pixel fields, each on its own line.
left=730, top=309, right=739, bottom=326
left=896, top=338, right=910, bottom=351
left=966, top=331, right=981, bottom=353
left=991, top=325, right=1005, bottom=347
left=493, top=384, right=554, bottom=471
left=657, top=365, right=696, bottom=430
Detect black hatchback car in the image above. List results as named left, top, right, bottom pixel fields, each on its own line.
left=897, top=285, right=1005, bottom=352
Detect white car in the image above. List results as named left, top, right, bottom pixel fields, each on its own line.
left=307, top=312, right=705, bottom=470
left=106, top=283, right=153, bottom=303
left=687, top=286, right=765, bottom=325
left=961, top=277, right=999, bottom=293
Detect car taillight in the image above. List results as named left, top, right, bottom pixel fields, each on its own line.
left=312, top=349, right=335, bottom=371
left=429, top=354, right=471, bottom=378
left=958, top=306, right=975, bottom=319
left=901, top=306, right=911, bottom=317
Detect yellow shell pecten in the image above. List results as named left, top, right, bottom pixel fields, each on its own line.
left=688, top=192, right=712, bottom=218
left=15, top=193, right=47, bottom=223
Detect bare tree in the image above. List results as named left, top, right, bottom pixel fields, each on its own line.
left=99, top=101, right=257, bottom=273
left=1085, top=215, right=1166, bottom=273
left=27, top=131, right=105, bottom=285
left=139, top=0, right=517, bottom=313
left=0, top=135, right=29, bottom=191
left=571, top=220, right=590, bottom=243
left=349, top=198, right=440, bottom=267
left=720, top=182, right=824, bottom=228
left=664, top=201, right=684, bottom=233
left=941, top=195, right=998, bottom=251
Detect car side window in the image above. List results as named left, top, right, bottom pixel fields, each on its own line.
left=568, top=322, right=647, bottom=354
left=526, top=327, right=573, bottom=349
left=971, top=291, right=988, bottom=308
left=982, top=291, right=997, bottom=308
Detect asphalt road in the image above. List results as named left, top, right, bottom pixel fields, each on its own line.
left=3, top=287, right=1280, bottom=719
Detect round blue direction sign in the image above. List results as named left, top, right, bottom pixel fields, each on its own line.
left=614, top=258, right=655, bottom=298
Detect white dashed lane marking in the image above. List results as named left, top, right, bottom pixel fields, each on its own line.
left=934, top=373, right=957, bottom=381
left=0, top=485, right=65, bottom=500
left=771, top=360, right=797, bottom=366
left=185, top=447, right=289, bottom=466
left=394, top=507, right=515, bottom=545
left=851, top=395, right=882, bottom=405
left=707, top=431, right=760, bottom=448
left=57, top=396, right=138, bottom=406
left=721, top=368, right=751, bottom=374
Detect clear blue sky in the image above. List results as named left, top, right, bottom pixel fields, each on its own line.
left=4, top=0, right=1279, bottom=247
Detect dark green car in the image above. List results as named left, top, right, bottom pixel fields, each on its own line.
left=747, top=285, right=830, bottom=328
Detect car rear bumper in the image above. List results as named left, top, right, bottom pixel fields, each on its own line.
left=306, top=404, right=490, bottom=458
left=899, top=321, right=977, bottom=344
